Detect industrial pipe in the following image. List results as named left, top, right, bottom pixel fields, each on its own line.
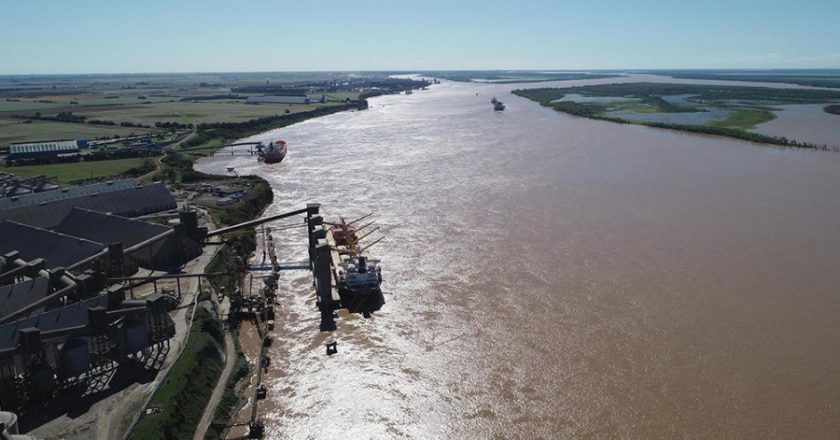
left=0, top=272, right=78, bottom=324
left=206, top=207, right=311, bottom=238
left=66, top=248, right=109, bottom=271
left=123, top=229, right=176, bottom=255
left=0, top=258, right=45, bottom=284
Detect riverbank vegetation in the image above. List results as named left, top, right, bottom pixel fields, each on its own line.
left=130, top=308, right=225, bottom=440
left=179, top=104, right=360, bottom=150
left=205, top=329, right=249, bottom=440
left=516, top=83, right=840, bottom=104
left=646, top=69, right=840, bottom=89
left=514, top=83, right=840, bottom=150
left=706, top=109, right=776, bottom=130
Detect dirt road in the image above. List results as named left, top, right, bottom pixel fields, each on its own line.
left=193, top=331, right=237, bottom=440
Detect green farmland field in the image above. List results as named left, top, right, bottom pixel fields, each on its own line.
left=0, top=119, right=151, bottom=145
left=75, top=101, right=343, bottom=126
left=4, top=157, right=149, bottom=184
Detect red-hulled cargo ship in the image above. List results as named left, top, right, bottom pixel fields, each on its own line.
left=258, top=140, right=287, bottom=164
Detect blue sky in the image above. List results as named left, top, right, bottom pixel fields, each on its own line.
left=1, top=0, right=839, bottom=74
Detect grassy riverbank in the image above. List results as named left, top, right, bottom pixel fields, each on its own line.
left=130, top=308, right=225, bottom=440
left=514, top=83, right=840, bottom=150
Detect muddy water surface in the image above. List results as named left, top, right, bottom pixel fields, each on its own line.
left=196, top=78, right=840, bottom=439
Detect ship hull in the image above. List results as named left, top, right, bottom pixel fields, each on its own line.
left=259, top=139, right=287, bottom=163
left=261, top=152, right=285, bottom=164
left=337, top=285, right=385, bottom=314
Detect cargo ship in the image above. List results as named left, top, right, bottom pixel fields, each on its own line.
left=337, top=255, right=384, bottom=316
left=491, top=97, right=505, bottom=110
left=257, top=140, right=287, bottom=164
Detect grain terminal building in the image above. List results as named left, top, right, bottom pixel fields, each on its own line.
left=0, top=179, right=176, bottom=229
left=0, top=179, right=204, bottom=411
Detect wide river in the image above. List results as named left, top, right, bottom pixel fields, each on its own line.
left=196, top=77, right=840, bottom=439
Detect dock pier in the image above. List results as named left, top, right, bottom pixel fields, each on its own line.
left=215, top=203, right=384, bottom=438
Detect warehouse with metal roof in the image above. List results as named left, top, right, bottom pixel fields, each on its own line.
left=7, top=139, right=82, bottom=161
left=0, top=221, right=105, bottom=270
left=0, top=182, right=177, bottom=229
left=55, top=208, right=200, bottom=270
left=0, top=179, right=136, bottom=210
left=0, top=276, right=53, bottom=321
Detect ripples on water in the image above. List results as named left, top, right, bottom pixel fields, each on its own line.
left=196, top=77, right=840, bottom=439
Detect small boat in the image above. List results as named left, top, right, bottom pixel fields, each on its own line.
left=258, top=139, right=287, bottom=164
left=494, top=101, right=506, bottom=111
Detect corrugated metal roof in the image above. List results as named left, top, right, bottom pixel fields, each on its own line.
left=0, top=294, right=109, bottom=351
left=0, top=179, right=137, bottom=210
left=8, top=140, right=80, bottom=158
left=0, top=221, right=104, bottom=269
left=0, top=276, right=52, bottom=319
left=55, top=208, right=170, bottom=249
left=0, top=182, right=177, bottom=229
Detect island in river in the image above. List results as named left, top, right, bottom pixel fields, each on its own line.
left=644, top=68, right=840, bottom=89
left=513, top=82, right=840, bottom=150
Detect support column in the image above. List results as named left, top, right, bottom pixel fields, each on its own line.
left=307, top=215, right=323, bottom=272
left=315, top=240, right=335, bottom=332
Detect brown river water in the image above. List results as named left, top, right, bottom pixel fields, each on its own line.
left=195, top=77, right=840, bottom=439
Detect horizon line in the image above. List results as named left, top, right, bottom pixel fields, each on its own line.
left=3, top=67, right=840, bottom=77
